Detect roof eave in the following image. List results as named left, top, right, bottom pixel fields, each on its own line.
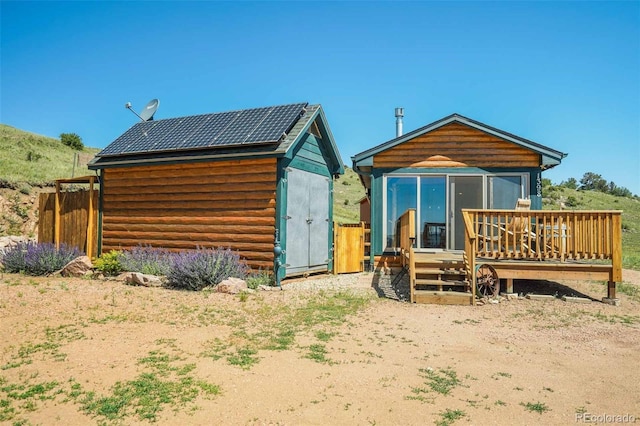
left=352, top=113, right=567, bottom=168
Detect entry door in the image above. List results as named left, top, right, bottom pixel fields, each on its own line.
left=286, top=168, right=330, bottom=275
left=449, top=176, right=483, bottom=250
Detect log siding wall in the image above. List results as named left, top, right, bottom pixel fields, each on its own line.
left=374, top=122, right=540, bottom=169
left=101, top=158, right=277, bottom=269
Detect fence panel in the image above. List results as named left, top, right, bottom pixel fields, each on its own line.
left=334, top=222, right=365, bottom=274
left=38, top=190, right=98, bottom=257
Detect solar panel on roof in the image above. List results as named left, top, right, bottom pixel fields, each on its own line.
left=98, top=102, right=308, bottom=157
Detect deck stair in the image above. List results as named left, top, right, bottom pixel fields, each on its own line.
left=411, top=253, right=473, bottom=305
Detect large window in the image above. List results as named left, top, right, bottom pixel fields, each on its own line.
left=383, top=174, right=528, bottom=251
left=488, top=176, right=523, bottom=209
left=385, top=177, right=416, bottom=248
left=419, top=177, right=446, bottom=248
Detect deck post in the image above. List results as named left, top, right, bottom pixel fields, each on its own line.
left=54, top=181, right=61, bottom=250
left=607, top=281, right=616, bottom=299
left=506, top=278, right=514, bottom=294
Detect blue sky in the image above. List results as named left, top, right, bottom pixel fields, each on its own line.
left=1, top=1, right=639, bottom=194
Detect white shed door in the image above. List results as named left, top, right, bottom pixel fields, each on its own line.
left=286, top=168, right=330, bottom=275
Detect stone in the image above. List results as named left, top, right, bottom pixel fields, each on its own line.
left=60, top=256, right=93, bottom=277
left=561, top=295, right=592, bottom=304
left=525, top=293, right=556, bottom=301
left=602, top=297, right=621, bottom=307
left=0, top=235, right=33, bottom=254
left=500, top=292, right=519, bottom=301
left=216, top=277, right=247, bottom=294
left=123, top=272, right=163, bottom=287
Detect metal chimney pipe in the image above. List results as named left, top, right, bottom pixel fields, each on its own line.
left=395, top=107, right=404, bottom=137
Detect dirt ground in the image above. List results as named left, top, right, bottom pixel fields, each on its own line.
left=1, top=270, right=639, bottom=426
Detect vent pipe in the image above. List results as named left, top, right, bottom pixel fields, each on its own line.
left=395, top=107, right=404, bottom=137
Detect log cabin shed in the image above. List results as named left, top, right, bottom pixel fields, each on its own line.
left=352, top=113, right=567, bottom=263
left=88, top=102, right=345, bottom=279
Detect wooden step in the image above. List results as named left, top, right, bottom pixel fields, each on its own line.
left=415, top=279, right=469, bottom=290
left=414, top=268, right=466, bottom=276
left=413, top=290, right=473, bottom=305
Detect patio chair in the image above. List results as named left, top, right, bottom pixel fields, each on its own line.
left=478, top=198, right=535, bottom=257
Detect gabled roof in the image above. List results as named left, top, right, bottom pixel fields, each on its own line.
left=89, top=102, right=344, bottom=174
left=352, top=113, right=567, bottom=169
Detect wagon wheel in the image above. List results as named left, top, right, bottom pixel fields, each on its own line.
left=476, top=264, right=499, bottom=298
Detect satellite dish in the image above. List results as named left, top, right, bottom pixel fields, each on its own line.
left=140, top=99, right=159, bottom=121
left=125, top=98, right=160, bottom=122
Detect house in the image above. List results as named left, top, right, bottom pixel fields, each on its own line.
left=89, top=102, right=344, bottom=279
left=352, top=113, right=567, bottom=265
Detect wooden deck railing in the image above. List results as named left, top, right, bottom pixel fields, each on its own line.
left=397, top=209, right=417, bottom=302
left=462, top=209, right=623, bottom=284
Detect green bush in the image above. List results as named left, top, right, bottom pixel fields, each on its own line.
left=565, top=196, right=579, bottom=208
left=93, top=250, right=123, bottom=276
left=246, top=270, right=274, bottom=289
left=60, top=132, right=84, bottom=150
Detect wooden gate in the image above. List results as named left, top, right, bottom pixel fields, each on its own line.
left=333, top=222, right=365, bottom=274
left=38, top=177, right=98, bottom=259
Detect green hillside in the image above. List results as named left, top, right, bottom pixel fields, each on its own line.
left=0, top=124, right=100, bottom=185
left=333, top=167, right=366, bottom=224
left=543, top=185, right=640, bottom=269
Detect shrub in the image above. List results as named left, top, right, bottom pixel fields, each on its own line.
left=1, top=242, right=82, bottom=275
left=166, top=247, right=249, bottom=291
left=60, top=132, right=84, bottom=150
left=93, top=250, right=123, bottom=276
left=246, top=270, right=274, bottom=289
left=565, top=196, right=579, bottom=208
left=120, top=245, right=173, bottom=276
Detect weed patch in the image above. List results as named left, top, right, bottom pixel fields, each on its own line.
left=521, top=401, right=550, bottom=414
left=436, top=408, right=466, bottom=426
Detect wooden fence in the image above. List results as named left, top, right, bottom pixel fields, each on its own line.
left=39, top=189, right=98, bottom=258
left=333, top=222, right=366, bottom=274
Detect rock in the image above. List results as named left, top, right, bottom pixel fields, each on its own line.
left=500, top=292, right=519, bottom=301
left=602, top=297, right=621, bottom=306
left=122, top=272, right=163, bottom=287
left=0, top=235, right=34, bottom=255
left=61, top=256, right=93, bottom=277
left=216, top=277, right=248, bottom=294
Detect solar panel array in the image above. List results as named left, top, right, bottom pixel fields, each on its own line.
left=99, top=102, right=308, bottom=157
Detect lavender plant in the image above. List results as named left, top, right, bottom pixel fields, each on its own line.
left=1, top=241, right=82, bottom=275
left=166, top=247, right=249, bottom=291
left=119, top=245, right=173, bottom=276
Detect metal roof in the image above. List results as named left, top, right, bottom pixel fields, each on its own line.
left=97, top=102, right=308, bottom=158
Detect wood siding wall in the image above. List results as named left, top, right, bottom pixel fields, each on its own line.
left=39, top=190, right=98, bottom=256
left=373, top=122, right=540, bottom=169
left=101, top=158, right=277, bottom=269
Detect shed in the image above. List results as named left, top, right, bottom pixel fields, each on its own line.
left=89, top=102, right=344, bottom=279
left=352, top=113, right=566, bottom=264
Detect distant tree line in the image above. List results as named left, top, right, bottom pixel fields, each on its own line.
left=545, top=172, right=636, bottom=198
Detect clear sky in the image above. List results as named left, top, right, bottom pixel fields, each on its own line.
left=1, top=1, right=639, bottom=194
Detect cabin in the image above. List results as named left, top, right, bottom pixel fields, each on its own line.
left=89, top=102, right=344, bottom=280
left=353, top=113, right=622, bottom=304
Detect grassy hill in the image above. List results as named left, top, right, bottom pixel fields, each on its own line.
left=543, top=185, right=640, bottom=269
left=0, top=124, right=100, bottom=186
left=333, top=167, right=366, bottom=224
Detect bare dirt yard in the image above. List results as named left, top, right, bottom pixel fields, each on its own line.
left=1, top=270, right=639, bottom=426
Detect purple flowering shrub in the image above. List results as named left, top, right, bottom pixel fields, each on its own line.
left=166, top=247, right=250, bottom=291
left=120, top=245, right=173, bottom=276
left=1, top=242, right=82, bottom=275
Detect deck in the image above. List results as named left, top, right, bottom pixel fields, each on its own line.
left=396, top=208, right=622, bottom=305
